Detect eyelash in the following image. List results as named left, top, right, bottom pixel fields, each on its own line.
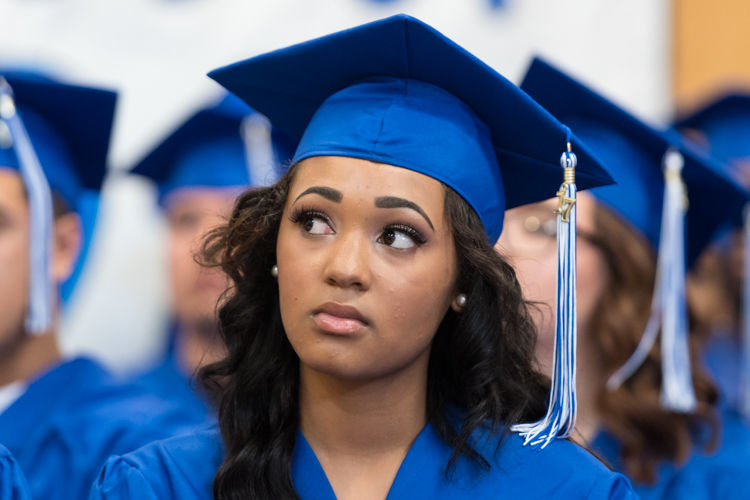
left=288, top=206, right=331, bottom=228
left=382, top=223, right=427, bottom=246
left=288, top=207, right=427, bottom=246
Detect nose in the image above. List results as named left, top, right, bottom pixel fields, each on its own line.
left=323, top=228, right=372, bottom=291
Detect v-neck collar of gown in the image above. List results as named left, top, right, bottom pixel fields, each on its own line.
left=291, top=422, right=450, bottom=500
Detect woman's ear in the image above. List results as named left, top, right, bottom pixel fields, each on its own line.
left=50, top=212, right=82, bottom=284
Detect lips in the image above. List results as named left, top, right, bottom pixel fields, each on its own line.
left=311, top=302, right=369, bottom=335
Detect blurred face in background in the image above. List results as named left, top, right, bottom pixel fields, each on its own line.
left=165, top=187, right=237, bottom=369
left=0, top=168, right=81, bottom=357
left=0, top=170, right=31, bottom=353
left=495, top=192, right=608, bottom=376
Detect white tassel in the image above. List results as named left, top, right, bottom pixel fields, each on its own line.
left=740, top=204, right=750, bottom=421
left=512, top=144, right=578, bottom=448
left=0, top=78, right=54, bottom=335
left=241, top=114, right=279, bottom=187
left=606, top=149, right=696, bottom=412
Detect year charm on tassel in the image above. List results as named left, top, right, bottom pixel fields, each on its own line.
left=554, top=143, right=577, bottom=222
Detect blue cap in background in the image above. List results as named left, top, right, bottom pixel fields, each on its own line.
left=130, top=92, right=291, bottom=205
left=521, top=57, right=748, bottom=266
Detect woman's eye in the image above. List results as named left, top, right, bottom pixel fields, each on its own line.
left=302, top=214, right=333, bottom=235
left=378, top=227, right=419, bottom=249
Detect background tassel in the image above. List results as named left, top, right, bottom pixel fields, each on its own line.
left=740, top=204, right=750, bottom=421
left=241, top=113, right=279, bottom=187
left=512, top=141, right=578, bottom=448
left=606, top=148, right=697, bottom=412
left=0, top=78, right=54, bottom=335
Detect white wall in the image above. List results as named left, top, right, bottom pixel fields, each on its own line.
left=0, top=0, right=671, bottom=372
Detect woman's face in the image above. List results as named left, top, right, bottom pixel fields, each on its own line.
left=495, top=191, right=608, bottom=376
left=276, top=156, right=458, bottom=381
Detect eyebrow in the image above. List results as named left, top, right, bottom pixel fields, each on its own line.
left=294, top=186, right=343, bottom=204
left=375, top=196, right=434, bottom=231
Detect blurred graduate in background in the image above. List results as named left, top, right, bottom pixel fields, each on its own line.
left=497, top=57, right=750, bottom=499
left=0, top=445, right=30, bottom=500
left=125, top=92, right=288, bottom=422
left=0, top=72, right=208, bottom=500
left=675, top=96, right=750, bottom=419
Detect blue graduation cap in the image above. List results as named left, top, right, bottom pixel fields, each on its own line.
left=208, top=14, right=617, bottom=448
left=675, top=94, right=750, bottom=165
left=131, top=92, right=290, bottom=204
left=0, top=71, right=116, bottom=333
left=521, top=56, right=750, bottom=414
left=208, top=14, right=614, bottom=244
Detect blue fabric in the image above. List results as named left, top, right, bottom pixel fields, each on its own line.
left=208, top=14, right=615, bottom=243
left=592, top=425, right=750, bottom=500
left=704, top=332, right=741, bottom=411
left=521, top=57, right=749, bottom=265
left=0, top=445, right=31, bottom=500
left=90, top=423, right=636, bottom=499
left=0, top=358, right=210, bottom=500
left=293, top=77, right=505, bottom=241
left=129, top=355, right=213, bottom=428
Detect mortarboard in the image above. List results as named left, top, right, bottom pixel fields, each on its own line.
left=675, top=94, right=750, bottom=165
left=208, top=14, right=618, bottom=448
left=131, top=92, right=290, bottom=205
left=207, top=14, right=614, bottom=243
left=521, top=56, right=749, bottom=413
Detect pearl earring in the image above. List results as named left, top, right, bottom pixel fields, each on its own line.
left=456, top=294, right=467, bottom=307
left=270, top=264, right=279, bottom=278
left=455, top=293, right=467, bottom=309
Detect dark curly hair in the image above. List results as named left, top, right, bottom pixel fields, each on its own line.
left=199, top=163, right=549, bottom=499
left=589, top=205, right=719, bottom=484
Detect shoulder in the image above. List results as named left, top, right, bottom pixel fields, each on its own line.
left=469, top=429, right=636, bottom=499
left=53, top=358, right=208, bottom=440
left=31, top=358, right=210, bottom=475
left=91, top=426, right=222, bottom=500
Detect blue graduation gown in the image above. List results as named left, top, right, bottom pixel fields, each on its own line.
left=592, top=424, right=750, bottom=500
left=91, top=423, right=636, bottom=499
left=0, top=357, right=210, bottom=500
left=0, top=445, right=30, bottom=500
left=129, top=355, right=213, bottom=426
left=703, top=333, right=741, bottom=410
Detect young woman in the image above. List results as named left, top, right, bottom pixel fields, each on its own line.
left=90, top=15, right=635, bottom=499
left=501, top=57, right=750, bottom=499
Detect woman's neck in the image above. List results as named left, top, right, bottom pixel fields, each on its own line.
left=299, top=362, right=428, bottom=455
left=298, top=356, right=429, bottom=500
